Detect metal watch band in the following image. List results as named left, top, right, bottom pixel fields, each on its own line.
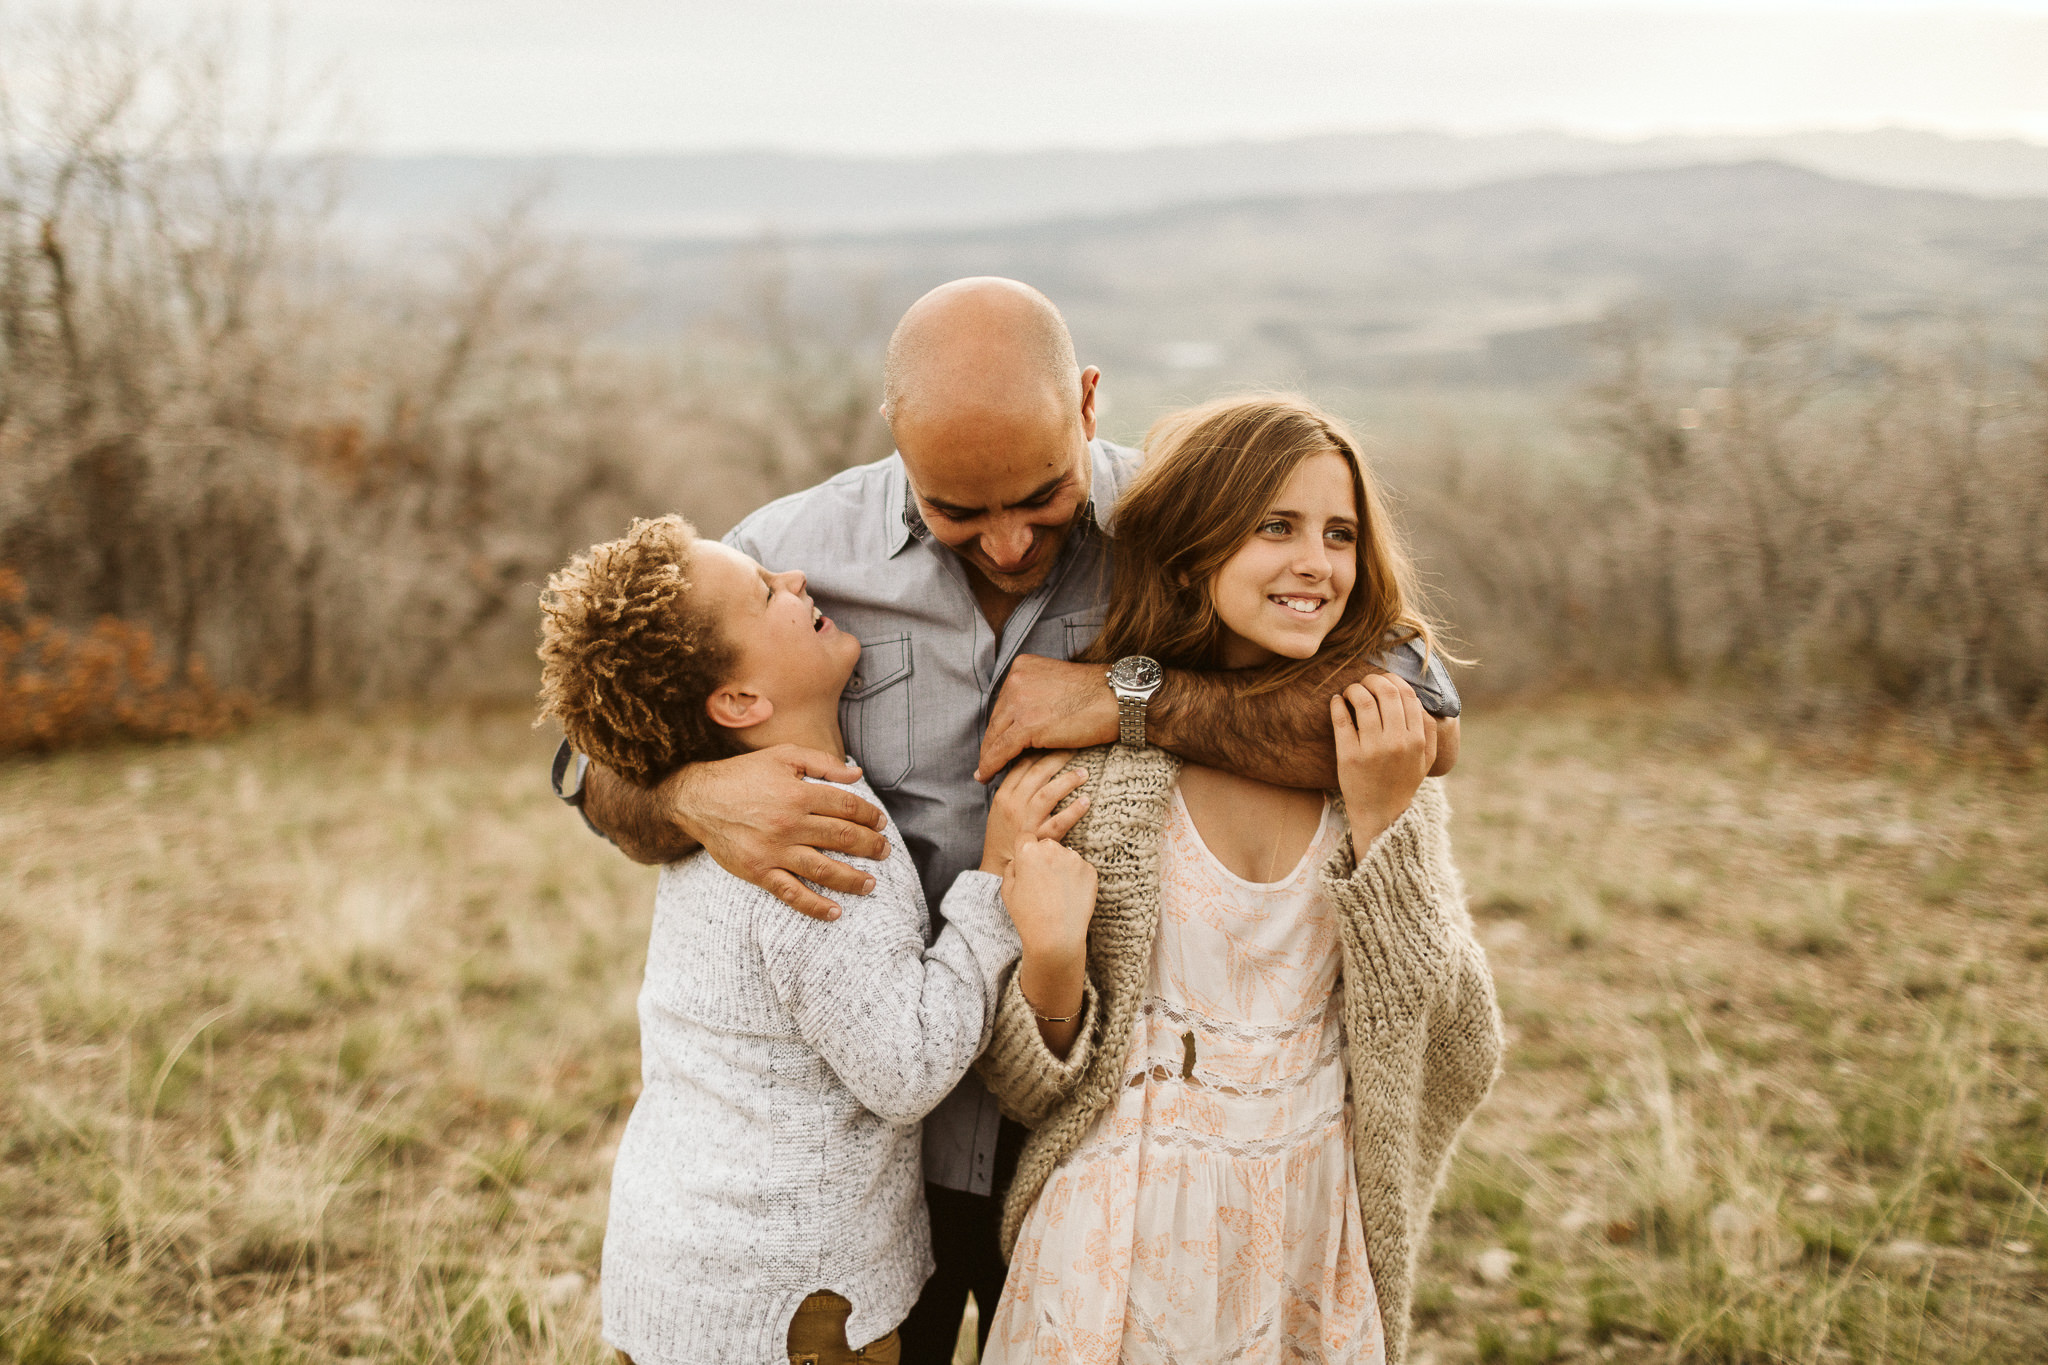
left=1117, top=692, right=1148, bottom=747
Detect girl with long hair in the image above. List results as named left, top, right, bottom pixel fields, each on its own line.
left=975, top=395, right=1504, bottom=1365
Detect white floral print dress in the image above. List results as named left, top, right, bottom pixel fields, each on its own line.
left=983, top=787, right=1385, bottom=1365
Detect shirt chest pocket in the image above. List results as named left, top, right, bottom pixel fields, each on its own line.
left=838, top=634, right=914, bottom=789
left=1062, top=615, right=1104, bottom=660
left=1021, top=609, right=1104, bottom=662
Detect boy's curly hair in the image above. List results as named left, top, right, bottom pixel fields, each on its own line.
left=536, top=515, right=743, bottom=787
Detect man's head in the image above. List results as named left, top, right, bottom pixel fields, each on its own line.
left=881, top=277, right=1100, bottom=596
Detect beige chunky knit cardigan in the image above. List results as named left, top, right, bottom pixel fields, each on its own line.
left=975, top=743, right=1503, bottom=1365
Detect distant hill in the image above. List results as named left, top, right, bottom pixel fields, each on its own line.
left=621, top=160, right=2048, bottom=393
left=338, top=128, right=2048, bottom=240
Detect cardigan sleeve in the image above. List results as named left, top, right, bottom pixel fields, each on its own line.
left=1322, top=781, right=1472, bottom=1023
left=1323, top=776, right=1504, bottom=1141
left=975, top=972, right=1102, bottom=1127
left=972, top=744, right=1115, bottom=1128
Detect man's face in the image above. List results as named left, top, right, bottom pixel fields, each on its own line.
left=893, top=370, right=1100, bottom=597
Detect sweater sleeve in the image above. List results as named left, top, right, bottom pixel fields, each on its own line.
left=1324, top=778, right=1502, bottom=1365
left=757, top=862, right=1023, bottom=1125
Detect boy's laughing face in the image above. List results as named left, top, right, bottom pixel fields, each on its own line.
left=691, top=541, right=862, bottom=723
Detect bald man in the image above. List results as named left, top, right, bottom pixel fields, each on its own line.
left=564, top=277, right=1459, bottom=1361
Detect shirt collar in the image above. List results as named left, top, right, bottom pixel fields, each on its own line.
left=885, top=438, right=1125, bottom=559
left=886, top=457, right=922, bottom=557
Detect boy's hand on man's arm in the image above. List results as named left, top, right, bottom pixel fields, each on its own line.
left=581, top=746, right=889, bottom=920
left=979, top=749, right=1090, bottom=876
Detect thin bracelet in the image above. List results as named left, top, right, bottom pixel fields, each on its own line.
left=1025, top=991, right=1080, bottom=1025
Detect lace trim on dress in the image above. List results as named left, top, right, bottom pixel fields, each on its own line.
left=1062, top=1104, right=1348, bottom=1161
left=1123, top=1029, right=1344, bottom=1098
left=1139, top=995, right=1332, bottom=1045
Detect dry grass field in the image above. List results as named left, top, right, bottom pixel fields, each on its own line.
left=1, top=700, right=2043, bottom=1364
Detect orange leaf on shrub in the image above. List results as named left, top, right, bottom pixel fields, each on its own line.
left=0, top=606, right=252, bottom=753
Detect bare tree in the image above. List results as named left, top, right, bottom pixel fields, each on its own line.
left=0, top=9, right=709, bottom=714
left=1396, top=314, right=2048, bottom=730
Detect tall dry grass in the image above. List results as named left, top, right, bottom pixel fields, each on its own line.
left=1423, top=700, right=2048, bottom=1364
left=0, top=711, right=647, bottom=1363
left=1397, top=319, right=2048, bottom=732
left=2, top=702, right=2041, bottom=1363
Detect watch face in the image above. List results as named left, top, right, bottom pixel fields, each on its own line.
left=1110, top=656, right=1162, bottom=691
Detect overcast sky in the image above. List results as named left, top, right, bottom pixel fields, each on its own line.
left=116, top=0, right=2048, bottom=154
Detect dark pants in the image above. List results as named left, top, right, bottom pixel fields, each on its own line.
left=896, top=1119, right=1026, bottom=1365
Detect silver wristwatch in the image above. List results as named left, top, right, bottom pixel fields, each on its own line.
left=1107, top=655, right=1164, bottom=747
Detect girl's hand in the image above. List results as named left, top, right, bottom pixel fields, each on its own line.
left=999, top=839, right=1097, bottom=978
left=980, top=750, right=1089, bottom=876
left=1007, top=838, right=1098, bottom=1057
left=1332, top=674, right=1438, bottom=848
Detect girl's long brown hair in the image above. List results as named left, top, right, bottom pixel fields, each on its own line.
left=1085, top=394, right=1442, bottom=694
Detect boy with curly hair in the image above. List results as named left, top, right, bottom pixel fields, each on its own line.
left=537, top=516, right=1092, bottom=1365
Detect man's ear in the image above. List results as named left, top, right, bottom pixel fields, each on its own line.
left=706, top=684, right=773, bottom=732
left=1078, top=366, right=1101, bottom=442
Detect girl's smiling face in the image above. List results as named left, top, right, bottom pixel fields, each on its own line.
left=1206, top=451, right=1360, bottom=670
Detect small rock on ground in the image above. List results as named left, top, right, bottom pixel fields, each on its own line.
left=1875, top=1239, right=1934, bottom=1265
left=339, top=1299, right=385, bottom=1335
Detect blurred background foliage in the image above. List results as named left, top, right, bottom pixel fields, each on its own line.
left=4, top=7, right=2048, bottom=749
left=4, top=9, right=2045, bottom=749
left=0, top=9, right=890, bottom=744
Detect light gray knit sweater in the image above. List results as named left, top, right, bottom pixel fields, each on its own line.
left=600, top=776, right=1021, bottom=1365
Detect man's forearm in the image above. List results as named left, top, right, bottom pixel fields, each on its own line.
left=1147, top=670, right=1340, bottom=789
left=1150, top=668, right=1458, bottom=788
left=582, top=762, right=700, bottom=866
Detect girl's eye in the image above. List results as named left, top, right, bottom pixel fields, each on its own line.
left=1326, top=527, right=1357, bottom=544
left=1260, top=519, right=1289, bottom=535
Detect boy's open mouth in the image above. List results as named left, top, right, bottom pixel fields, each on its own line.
left=812, top=604, right=826, bottom=631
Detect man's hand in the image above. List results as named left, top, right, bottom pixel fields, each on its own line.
left=977, top=656, right=1117, bottom=782
left=1331, top=675, right=1438, bottom=848
left=678, top=746, right=890, bottom=921
left=980, top=750, right=1090, bottom=876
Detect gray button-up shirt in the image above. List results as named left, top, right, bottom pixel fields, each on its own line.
left=723, top=438, right=1141, bottom=1196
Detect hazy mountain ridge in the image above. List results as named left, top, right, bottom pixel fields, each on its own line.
left=338, top=128, right=2048, bottom=240
left=620, top=160, right=2048, bottom=393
